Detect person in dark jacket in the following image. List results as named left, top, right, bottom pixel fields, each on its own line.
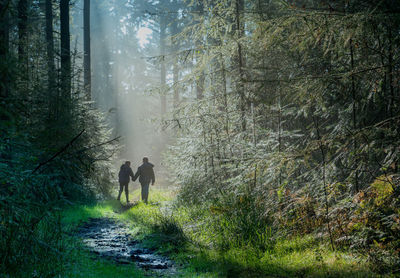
left=133, top=157, right=155, bottom=204
left=118, top=161, right=134, bottom=203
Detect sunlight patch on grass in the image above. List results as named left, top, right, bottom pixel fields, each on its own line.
left=61, top=200, right=144, bottom=278
left=117, top=190, right=383, bottom=278
left=62, top=202, right=114, bottom=226
left=118, top=188, right=176, bottom=205
left=65, top=245, right=143, bottom=278
left=60, top=189, right=385, bottom=278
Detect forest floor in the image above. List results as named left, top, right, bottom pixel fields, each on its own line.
left=61, top=188, right=388, bottom=278
left=77, top=217, right=176, bottom=275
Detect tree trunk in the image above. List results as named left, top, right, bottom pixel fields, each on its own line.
left=278, top=93, right=282, bottom=185
left=196, top=73, right=204, bottom=100
left=235, top=0, right=246, bottom=131
left=219, top=54, right=233, bottom=157
left=60, top=0, right=71, bottom=101
left=45, top=0, right=56, bottom=117
left=350, top=39, right=359, bottom=192
left=18, top=0, right=28, bottom=65
left=0, top=0, right=11, bottom=168
left=0, top=0, right=9, bottom=99
left=195, top=1, right=204, bottom=100
left=173, top=58, right=179, bottom=108
left=387, top=25, right=394, bottom=119
left=83, top=0, right=91, bottom=100
left=313, top=115, right=335, bottom=252
left=160, top=14, right=166, bottom=115
left=171, top=18, right=179, bottom=108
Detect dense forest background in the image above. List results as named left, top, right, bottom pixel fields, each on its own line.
left=1, top=0, right=399, bottom=276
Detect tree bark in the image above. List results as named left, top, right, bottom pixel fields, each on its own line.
left=235, top=0, right=246, bottom=131
left=83, top=0, right=91, bottom=100
left=313, top=115, right=335, bottom=252
left=171, top=17, right=179, bottom=108
left=196, top=73, right=204, bottom=100
left=387, top=25, right=394, bottom=119
left=173, top=59, right=179, bottom=108
left=17, top=0, right=28, bottom=64
left=45, top=0, right=56, bottom=114
left=160, top=14, right=166, bottom=115
left=195, top=1, right=204, bottom=100
left=0, top=0, right=9, bottom=98
left=350, top=39, right=359, bottom=192
left=60, top=0, right=71, bottom=101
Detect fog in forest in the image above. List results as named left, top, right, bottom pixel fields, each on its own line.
left=72, top=1, right=168, bottom=176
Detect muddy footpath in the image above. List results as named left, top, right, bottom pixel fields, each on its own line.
left=77, top=217, right=178, bottom=277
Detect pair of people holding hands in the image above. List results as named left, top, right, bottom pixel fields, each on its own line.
left=118, top=157, right=155, bottom=204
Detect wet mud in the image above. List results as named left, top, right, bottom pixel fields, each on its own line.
left=77, top=217, right=176, bottom=276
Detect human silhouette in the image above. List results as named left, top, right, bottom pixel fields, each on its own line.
left=133, top=157, right=155, bottom=204
left=117, top=161, right=134, bottom=203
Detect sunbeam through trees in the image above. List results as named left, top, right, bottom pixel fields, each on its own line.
left=0, top=0, right=399, bottom=277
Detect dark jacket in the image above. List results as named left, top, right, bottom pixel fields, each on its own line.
left=118, top=164, right=134, bottom=184
left=133, top=162, right=155, bottom=184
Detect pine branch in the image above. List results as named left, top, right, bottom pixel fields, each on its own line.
left=32, top=129, right=85, bottom=174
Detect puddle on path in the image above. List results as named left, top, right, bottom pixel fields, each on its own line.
left=77, top=217, right=177, bottom=276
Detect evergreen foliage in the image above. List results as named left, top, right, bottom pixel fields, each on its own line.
left=1, top=0, right=399, bottom=276
left=163, top=0, right=400, bottom=273
left=0, top=1, right=117, bottom=276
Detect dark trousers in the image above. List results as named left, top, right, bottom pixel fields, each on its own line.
left=141, top=182, right=150, bottom=203
left=117, top=182, right=129, bottom=202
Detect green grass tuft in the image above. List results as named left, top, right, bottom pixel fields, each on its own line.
left=58, top=188, right=390, bottom=278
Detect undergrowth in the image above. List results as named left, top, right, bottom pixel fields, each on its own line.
left=61, top=188, right=389, bottom=278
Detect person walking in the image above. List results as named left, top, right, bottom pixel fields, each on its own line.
left=133, top=157, right=155, bottom=204
left=118, top=161, right=134, bottom=203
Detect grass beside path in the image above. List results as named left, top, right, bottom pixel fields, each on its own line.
left=61, top=188, right=388, bottom=278
left=61, top=201, right=144, bottom=278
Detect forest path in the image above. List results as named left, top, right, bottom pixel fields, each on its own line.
left=77, top=212, right=178, bottom=277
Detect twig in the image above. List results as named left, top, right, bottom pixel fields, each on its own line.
left=32, top=129, right=85, bottom=174
left=71, top=136, right=121, bottom=155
